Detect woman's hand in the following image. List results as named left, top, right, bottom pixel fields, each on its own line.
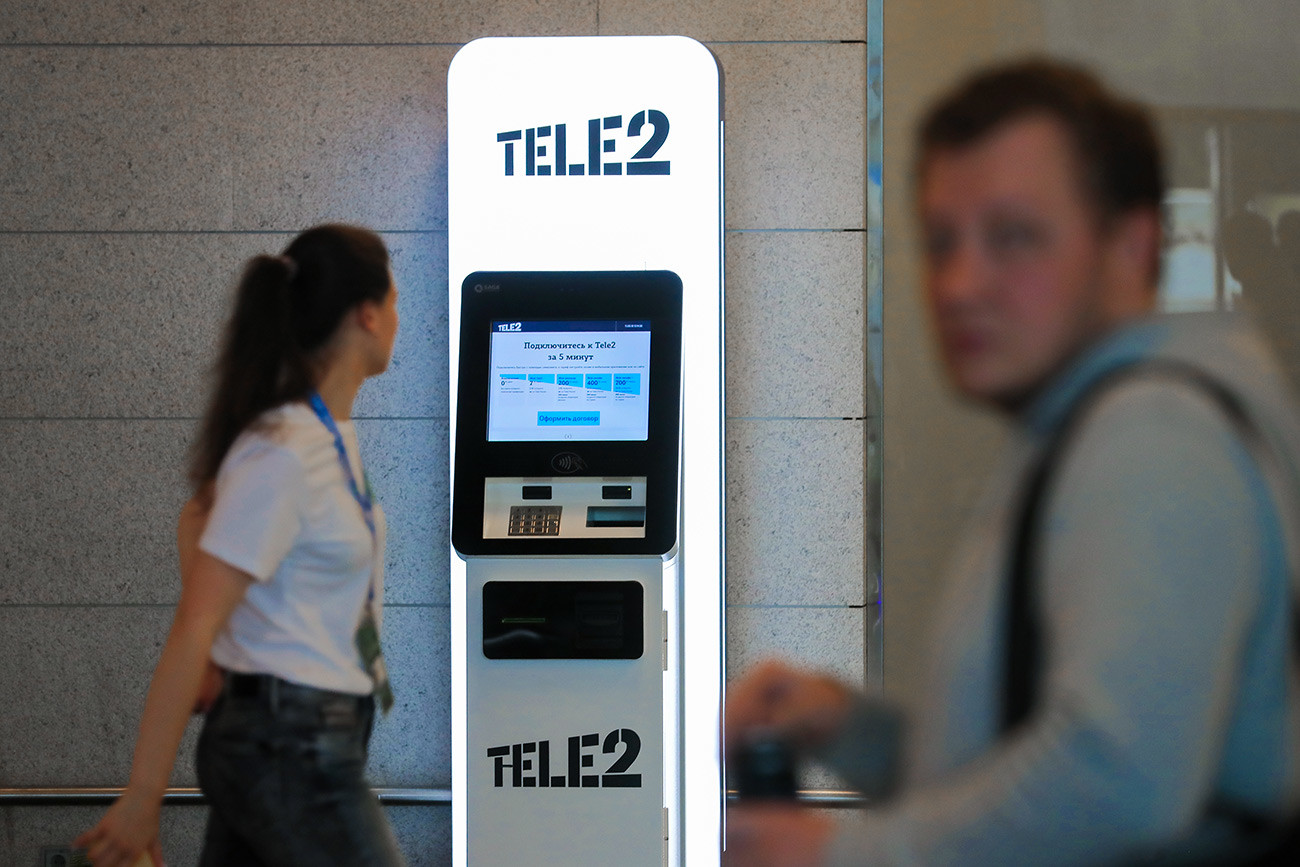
left=73, top=786, right=165, bottom=867
left=75, top=525, right=252, bottom=866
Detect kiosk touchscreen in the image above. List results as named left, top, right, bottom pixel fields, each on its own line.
left=454, top=270, right=682, bottom=556
left=454, top=270, right=683, bottom=865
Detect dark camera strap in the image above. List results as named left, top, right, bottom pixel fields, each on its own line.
left=1003, top=360, right=1259, bottom=730
left=1001, top=361, right=1300, bottom=861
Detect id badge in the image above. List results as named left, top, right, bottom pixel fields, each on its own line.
left=355, top=609, right=395, bottom=714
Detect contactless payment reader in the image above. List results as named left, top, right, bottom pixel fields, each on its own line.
left=448, top=37, right=724, bottom=867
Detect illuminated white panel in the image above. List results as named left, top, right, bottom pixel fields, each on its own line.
left=449, top=36, right=723, bottom=866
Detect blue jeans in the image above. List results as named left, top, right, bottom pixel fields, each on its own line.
left=196, top=673, right=405, bottom=866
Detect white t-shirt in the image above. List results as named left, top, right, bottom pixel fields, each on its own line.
left=199, top=402, right=386, bottom=695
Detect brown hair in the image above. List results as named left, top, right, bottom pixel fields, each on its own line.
left=917, top=58, right=1165, bottom=223
left=189, top=224, right=391, bottom=487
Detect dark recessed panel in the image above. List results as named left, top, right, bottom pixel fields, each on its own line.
left=483, top=581, right=644, bottom=660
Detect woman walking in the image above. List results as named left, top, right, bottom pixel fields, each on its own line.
left=77, top=223, right=405, bottom=866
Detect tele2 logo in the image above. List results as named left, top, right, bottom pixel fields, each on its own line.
left=488, top=728, right=642, bottom=788
left=497, top=110, right=670, bottom=177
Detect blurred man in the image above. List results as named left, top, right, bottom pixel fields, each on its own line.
left=725, top=59, right=1300, bottom=866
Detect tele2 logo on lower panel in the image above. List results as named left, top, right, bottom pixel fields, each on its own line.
left=488, top=728, right=643, bottom=788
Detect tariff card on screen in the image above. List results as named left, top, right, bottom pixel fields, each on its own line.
left=488, top=320, right=652, bottom=442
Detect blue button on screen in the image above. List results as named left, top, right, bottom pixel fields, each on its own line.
left=538, top=412, right=600, bottom=426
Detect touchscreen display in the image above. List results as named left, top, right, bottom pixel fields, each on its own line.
left=488, top=319, right=652, bottom=442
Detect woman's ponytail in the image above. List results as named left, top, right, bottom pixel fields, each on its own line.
left=190, top=255, right=310, bottom=486
left=188, top=225, right=390, bottom=488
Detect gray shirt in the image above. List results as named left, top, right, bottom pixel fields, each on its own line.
left=825, top=313, right=1300, bottom=865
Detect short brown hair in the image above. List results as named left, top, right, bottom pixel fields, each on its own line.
left=917, top=58, right=1165, bottom=222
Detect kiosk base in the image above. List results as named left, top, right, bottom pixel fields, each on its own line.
left=465, top=557, right=668, bottom=866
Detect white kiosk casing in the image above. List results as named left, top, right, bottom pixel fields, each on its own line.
left=447, top=36, right=724, bottom=866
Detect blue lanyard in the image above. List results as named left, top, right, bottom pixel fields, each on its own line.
left=307, top=391, right=376, bottom=541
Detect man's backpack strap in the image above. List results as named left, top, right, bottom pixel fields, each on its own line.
left=999, top=360, right=1300, bottom=863
left=1002, top=360, right=1258, bottom=733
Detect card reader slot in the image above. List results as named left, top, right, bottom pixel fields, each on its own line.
left=586, top=506, right=646, bottom=528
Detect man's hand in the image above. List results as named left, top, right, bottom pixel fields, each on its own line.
left=724, top=803, right=836, bottom=867
left=727, top=659, right=853, bottom=753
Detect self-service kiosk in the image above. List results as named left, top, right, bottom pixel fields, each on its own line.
left=447, top=37, right=724, bottom=866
